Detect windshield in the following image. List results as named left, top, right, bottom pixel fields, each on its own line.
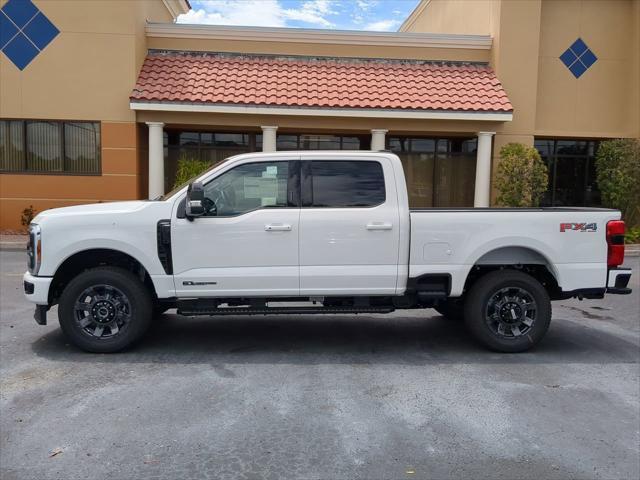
left=157, top=156, right=235, bottom=200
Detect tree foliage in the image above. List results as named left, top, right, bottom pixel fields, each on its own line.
left=595, top=138, right=640, bottom=226
left=495, top=143, right=549, bottom=207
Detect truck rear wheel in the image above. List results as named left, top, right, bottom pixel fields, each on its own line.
left=58, top=267, right=153, bottom=353
left=464, top=270, right=551, bottom=353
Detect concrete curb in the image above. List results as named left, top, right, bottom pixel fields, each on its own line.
left=0, top=242, right=26, bottom=252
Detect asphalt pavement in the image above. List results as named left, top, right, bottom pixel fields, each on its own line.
left=1, top=250, right=638, bottom=480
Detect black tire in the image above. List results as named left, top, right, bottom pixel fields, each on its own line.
left=58, top=267, right=153, bottom=353
left=153, top=303, right=171, bottom=318
left=464, top=270, right=551, bottom=353
left=434, top=299, right=465, bottom=321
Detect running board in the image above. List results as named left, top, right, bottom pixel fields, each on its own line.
left=177, top=303, right=395, bottom=317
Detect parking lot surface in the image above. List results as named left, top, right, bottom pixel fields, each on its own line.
left=1, top=250, right=638, bottom=480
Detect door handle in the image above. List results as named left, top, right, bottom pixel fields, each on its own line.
left=366, top=222, right=393, bottom=231
left=265, top=223, right=292, bottom=232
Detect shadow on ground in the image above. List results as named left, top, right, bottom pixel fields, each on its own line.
left=31, top=312, right=640, bottom=366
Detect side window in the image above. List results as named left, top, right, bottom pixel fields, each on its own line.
left=309, top=161, right=385, bottom=207
left=203, top=162, right=289, bottom=216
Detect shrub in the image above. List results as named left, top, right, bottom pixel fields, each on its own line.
left=20, top=205, right=37, bottom=227
left=625, top=226, right=640, bottom=244
left=172, top=153, right=211, bottom=190
left=495, top=143, right=549, bottom=207
left=595, top=139, right=640, bottom=227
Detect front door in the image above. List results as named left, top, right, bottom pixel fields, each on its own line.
left=172, top=159, right=300, bottom=297
left=298, top=156, right=400, bottom=295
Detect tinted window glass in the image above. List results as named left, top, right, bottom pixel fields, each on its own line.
left=310, top=161, right=385, bottom=207
left=203, top=162, right=289, bottom=216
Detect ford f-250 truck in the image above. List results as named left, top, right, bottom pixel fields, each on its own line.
left=23, top=151, right=632, bottom=353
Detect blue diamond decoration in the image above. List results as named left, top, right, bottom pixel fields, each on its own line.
left=0, top=0, right=59, bottom=70
left=1, top=0, right=38, bottom=28
left=568, top=60, right=588, bottom=79
left=0, top=12, right=18, bottom=49
left=23, top=12, right=58, bottom=50
left=2, top=32, right=38, bottom=70
left=580, top=49, right=597, bottom=69
left=559, top=49, right=577, bottom=68
left=569, top=38, right=588, bottom=56
left=560, top=38, right=597, bottom=78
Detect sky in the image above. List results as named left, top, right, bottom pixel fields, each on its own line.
left=177, top=0, right=421, bottom=32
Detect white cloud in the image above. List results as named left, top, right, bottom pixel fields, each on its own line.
left=282, top=0, right=337, bottom=28
left=364, top=18, right=401, bottom=31
left=177, top=0, right=338, bottom=28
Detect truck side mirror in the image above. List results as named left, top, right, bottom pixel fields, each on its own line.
left=185, top=182, right=205, bottom=219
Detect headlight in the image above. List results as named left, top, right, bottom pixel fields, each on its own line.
left=27, top=223, right=41, bottom=275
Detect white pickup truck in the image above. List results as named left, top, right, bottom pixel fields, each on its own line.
left=24, top=151, right=632, bottom=353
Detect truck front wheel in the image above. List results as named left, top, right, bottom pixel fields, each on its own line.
left=464, top=270, right=551, bottom=353
left=58, top=267, right=153, bottom=353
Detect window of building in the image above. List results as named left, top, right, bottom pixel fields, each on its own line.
left=276, top=134, right=366, bottom=151
left=203, top=161, right=289, bottom=216
left=164, top=130, right=262, bottom=192
left=387, top=137, right=477, bottom=207
left=0, top=120, right=100, bottom=174
left=307, top=161, right=385, bottom=208
left=534, top=139, right=601, bottom=207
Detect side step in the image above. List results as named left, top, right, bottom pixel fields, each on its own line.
left=177, top=303, right=395, bottom=317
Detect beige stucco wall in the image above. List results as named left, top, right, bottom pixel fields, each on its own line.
left=0, top=0, right=174, bottom=229
left=400, top=0, right=496, bottom=36
left=0, top=0, right=172, bottom=122
left=535, top=0, right=640, bottom=138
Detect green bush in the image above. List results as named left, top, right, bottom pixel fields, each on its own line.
left=172, top=154, right=211, bottom=190
left=625, top=226, right=640, bottom=244
left=495, top=143, right=549, bottom=207
left=595, top=139, right=640, bottom=227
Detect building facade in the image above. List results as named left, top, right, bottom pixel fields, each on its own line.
left=1, top=0, right=638, bottom=229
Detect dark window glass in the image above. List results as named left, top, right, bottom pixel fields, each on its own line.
left=1, top=119, right=100, bottom=174
left=535, top=138, right=601, bottom=207
left=341, top=137, right=361, bottom=150
left=276, top=135, right=298, bottom=150
left=26, top=121, right=63, bottom=172
left=200, top=133, right=213, bottom=145
left=179, top=132, right=199, bottom=146
left=0, top=120, right=25, bottom=171
left=203, top=162, right=289, bottom=216
left=64, top=122, right=100, bottom=174
left=214, top=133, right=248, bottom=147
left=387, top=136, right=476, bottom=207
left=411, top=139, right=436, bottom=152
left=310, top=161, right=385, bottom=207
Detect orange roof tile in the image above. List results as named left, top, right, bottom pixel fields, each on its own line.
left=131, top=52, right=513, bottom=113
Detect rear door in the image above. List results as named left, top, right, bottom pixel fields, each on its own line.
left=298, top=156, right=400, bottom=295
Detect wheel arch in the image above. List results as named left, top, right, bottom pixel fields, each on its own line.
left=462, top=245, right=562, bottom=299
left=49, top=248, right=158, bottom=305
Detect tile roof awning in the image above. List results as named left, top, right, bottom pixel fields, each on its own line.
left=130, top=52, right=513, bottom=121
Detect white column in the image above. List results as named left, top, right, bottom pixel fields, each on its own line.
left=474, top=131, right=495, bottom=207
left=371, top=129, right=388, bottom=151
left=146, top=122, right=165, bottom=199
left=261, top=126, right=278, bottom=152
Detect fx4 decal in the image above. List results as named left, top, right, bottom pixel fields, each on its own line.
left=560, top=222, right=597, bottom=232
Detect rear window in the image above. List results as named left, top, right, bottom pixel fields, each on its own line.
left=310, top=160, right=385, bottom=208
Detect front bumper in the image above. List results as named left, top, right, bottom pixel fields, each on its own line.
left=606, top=268, right=632, bottom=295
left=23, top=272, right=52, bottom=305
